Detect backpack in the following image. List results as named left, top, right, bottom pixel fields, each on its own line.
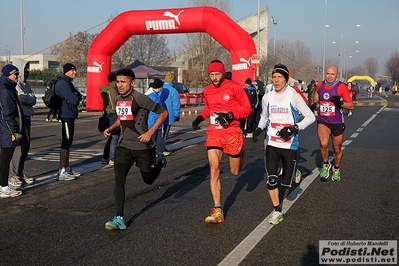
left=42, top=77, right=63, bottom=109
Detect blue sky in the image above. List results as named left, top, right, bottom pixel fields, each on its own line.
left=1, top=0, right=398, bottom=76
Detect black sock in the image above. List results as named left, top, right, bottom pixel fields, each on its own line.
left=324, top=161, right=329, bottom=165
left=334, top=165, right=339, bottom=170
left=274, top=205, right=281, bottom=212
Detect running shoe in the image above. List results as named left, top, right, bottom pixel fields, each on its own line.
left=332, top=168, right=341, bottom=181
left=68, top=169, right=81, bottom=177
left=58, top=172, right=76, bottom=181
left=105, top=216, right=126, bottom=230
left=269, top=211, right=284, bottom=225
left=22, top=174, right=34, bottom=185
left=205, top=207, right=224, bottom=223
left=8, top=176, right=22, bottom=188
left=348, top=111, right=352, bottom=117
left=162, top=151, right=171, bottom=156
left=0, top=186, right=22, bottom=198
left=320, top=162, right=331, bottom=179
left=108, top=160, right=114, bottom=166
left=295, top=169, right=302, bottom=183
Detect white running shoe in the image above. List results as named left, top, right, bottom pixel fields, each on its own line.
left=269, top=211, right=284, bottom=225
left=163, top=151, right=171, bottom=156
left=295, top=169, right=302, bottom=183
left=68, top=169, right=81, bottom=177
left=0, top=186, right=22, bottom=198
left=8, top=176, right=22, bottom=188
left=58, top=172, right=76, bottom=181
left=22, top=174, right=34, bottom=185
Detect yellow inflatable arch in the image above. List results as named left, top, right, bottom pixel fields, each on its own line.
left=347, top=75, right=376, bottom=87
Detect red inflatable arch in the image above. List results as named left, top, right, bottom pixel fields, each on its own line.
left=86, top=6, right=257, bottom=111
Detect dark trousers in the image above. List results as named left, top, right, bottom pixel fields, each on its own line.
left=246, top=110, right=256, bottom=133
left=113, top=146, right=163, bottom=217
left=0, top=147, right=16, bottom=187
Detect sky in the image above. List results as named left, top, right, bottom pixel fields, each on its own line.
left=1, top=0, right=398, bottom=77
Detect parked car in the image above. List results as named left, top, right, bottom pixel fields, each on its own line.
left=172, top=82, right=203, bottom=106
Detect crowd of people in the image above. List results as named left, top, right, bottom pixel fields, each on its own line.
left=0, top=59, right=361, bottom=229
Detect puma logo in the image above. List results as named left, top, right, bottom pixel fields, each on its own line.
left=239, top=57, right=251, bottom=67
left=163, top=10, right=184, bottom=25
left=93, top=61, right=104, bottom=71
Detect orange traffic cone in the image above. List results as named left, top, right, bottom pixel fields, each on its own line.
left=188, top=111, right=192, bottom=116
left=194, top=110, right=198, bottom=115
left=181, top=111, right=185, bottom=117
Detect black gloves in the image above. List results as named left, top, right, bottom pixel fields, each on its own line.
left=175, top=116, right=180, bottom=122
left=252, top=127, right=263, bottom=143
left=192, top=115, right=204, bottom=130
left=310, top=102, right=317, bottom=112
left=332, top=96, right=343, bottom=107
left=214, top=112, right=234, bottom=125
left=277, top=124, right=299, bottom=139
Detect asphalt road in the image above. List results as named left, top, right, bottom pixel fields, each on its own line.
left=0, top=91, right=398, bottom=266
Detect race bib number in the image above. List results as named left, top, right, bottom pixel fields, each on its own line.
left=319, top=101, right=336, bottom=116
left=116, top=100, right=134, bottom=120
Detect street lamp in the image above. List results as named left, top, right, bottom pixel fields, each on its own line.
left=322, top=0, right=328, bottom=80
left=271, top=16, right=277, bottom=60
left=326, top=24, right=361, bottom=80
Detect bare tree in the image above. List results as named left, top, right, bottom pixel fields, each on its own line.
left=175, top=0, right=231, bottom=87
left=267, top=39, right=318, bottom=83
left=347, top=65, right=369, bottom=79
left=51, top=31, right=96, bottom=87
left=385, top=51, right=399, bottom=83
left=364, top=57, right=378, bottom=79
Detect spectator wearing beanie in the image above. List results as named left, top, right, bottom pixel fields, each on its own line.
left=54, top=63, right=82, bottom=181
left=0, top=64, right=25, bottom=197
left=160, top=72, right=180, bottom=156
left=145, top=79, right=166, bottom=157
left=241, top=77, right=259, bottom=137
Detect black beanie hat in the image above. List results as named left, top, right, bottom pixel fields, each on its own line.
left=272, top=64, right=289, bottom=82
left=107, top=72, right=117, bottom=82
left=245, top=78, right=252, bottom=85
left=152, top=78, right=164, bottom=88
left=63, top=63, right=76, bottom=74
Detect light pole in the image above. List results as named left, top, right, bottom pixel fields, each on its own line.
left=322, top=0, right=328, bottom=80
left=271, top=16, right=277, bottom=61
left=326, top=24, right=361, bottom=80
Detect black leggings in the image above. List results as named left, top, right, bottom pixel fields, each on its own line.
left=60, top=118, right=75, bottom=150
left=113, top=146, right=163, bottom=217
left=0, top=147, right=16, bottom=187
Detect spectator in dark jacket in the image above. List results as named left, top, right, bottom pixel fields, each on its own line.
left=241, top=78, right=258, bottom=137
left=0, top=64, right=25, bottom=198
left=54, top=63, right=82, bottom=181
left=8, top=58, right=36, bottom=187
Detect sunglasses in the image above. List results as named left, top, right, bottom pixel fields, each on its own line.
left=13, top=72, right=20, bottom=76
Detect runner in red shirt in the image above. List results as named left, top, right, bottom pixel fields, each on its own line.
left=192, top=60, right=252, bottom=223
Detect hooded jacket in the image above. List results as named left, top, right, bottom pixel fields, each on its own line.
left=12, top=58, right=36, bottom=118
left=161, top=82, right=181, bottom=125
left=55, top=74, right=82, bottom=119
left=0, top=74, right=27, bottom=148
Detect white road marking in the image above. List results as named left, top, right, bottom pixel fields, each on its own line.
left=218, top=105, right=386, bottom=266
